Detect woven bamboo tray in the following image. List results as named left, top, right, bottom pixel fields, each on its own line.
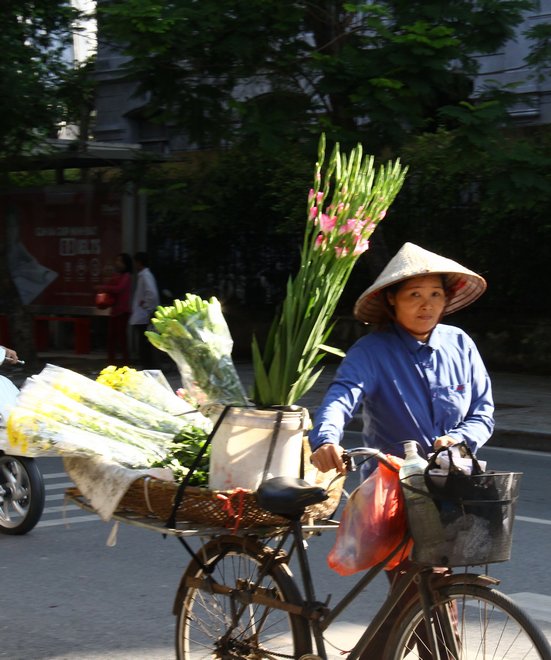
left=113, top=434, right=346, bottom=529
left=113, top=471, right=344, bottom=530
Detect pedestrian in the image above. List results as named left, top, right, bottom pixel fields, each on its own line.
left=95, top=253, right=132, bottom=366
left=129, top=252, right=160, bottom=369
left=309, top=241, right=494, bottom=658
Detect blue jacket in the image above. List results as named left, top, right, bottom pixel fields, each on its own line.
left=309, top=322, right=494, bottom=461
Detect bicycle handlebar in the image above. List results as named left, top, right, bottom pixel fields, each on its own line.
left=343, top=446, right=398, bottom=472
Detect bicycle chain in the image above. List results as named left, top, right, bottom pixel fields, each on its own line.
left=225, top=638, right=311, bottom=659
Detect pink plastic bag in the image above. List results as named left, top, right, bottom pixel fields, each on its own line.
left=327, top=455, right=412, bottom=575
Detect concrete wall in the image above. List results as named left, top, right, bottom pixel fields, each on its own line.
left=475, top=1, right=551, bottom=124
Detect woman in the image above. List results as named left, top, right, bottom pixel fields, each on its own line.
left=310, top=241, right=493, bottom=472
left=309, top=242, right=494, bottom=657
left=96, top=253, right=133, bottom=365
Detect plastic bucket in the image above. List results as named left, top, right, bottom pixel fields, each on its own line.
left=208, top=406, right=309, bottom=491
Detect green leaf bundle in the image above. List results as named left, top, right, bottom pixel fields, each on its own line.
left=146, top=294, right=248, bottom=406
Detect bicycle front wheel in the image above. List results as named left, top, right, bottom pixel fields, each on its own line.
left=389, top=583, right=551, bottom=659
left=173, top=535, right=312, bottom=659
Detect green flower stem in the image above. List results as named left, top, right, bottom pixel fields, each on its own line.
left=252, top=134, right=407, bottom=407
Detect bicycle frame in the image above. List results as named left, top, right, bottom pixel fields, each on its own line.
left=188, top=446, right=500, bottom=659
left=255, top=515, right=490, bottom=659
left=183, top=509, right=495, bottom=660
left=289, top=514, right=415, bottom=659
left=68, top=458, right=532, bottom=659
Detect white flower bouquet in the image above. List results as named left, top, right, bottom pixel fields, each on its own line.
left=96, top=365, right=213, bottom=432
left=7, top=365, right=211, bottom=483
left=34, top=364, right=187, bottom=436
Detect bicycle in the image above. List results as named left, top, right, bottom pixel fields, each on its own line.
left=171, top=447, right=551, bottom=659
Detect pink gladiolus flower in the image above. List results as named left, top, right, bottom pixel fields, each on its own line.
left=309, top=189, right=324, bottom=204
left=339, top=218, right=361, bottom=235
left=362, top=218, right=376, bottom=233
left=354, top=239, right=370, bottom=255
left=310, top=206, right=319, bottom=220
left=319, top=213, right=337, bottom=233
left=379, top=210, right=387, bottom=220
left=367, top=221, right=377, bottom=232
left=335, top=245, right=349, bottom=258
left=315, top=234, right=327, bottom=250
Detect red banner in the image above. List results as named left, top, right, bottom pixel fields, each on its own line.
left=2, top=186, right=123, bottom=308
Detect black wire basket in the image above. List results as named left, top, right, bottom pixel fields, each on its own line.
left=402, top=470, right=523, bottom=567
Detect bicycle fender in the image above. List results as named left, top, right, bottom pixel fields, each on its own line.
left=432, top=571, right=500, bottom=590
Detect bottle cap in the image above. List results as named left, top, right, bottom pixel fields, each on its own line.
left=403, top=440, right=418, bottom=452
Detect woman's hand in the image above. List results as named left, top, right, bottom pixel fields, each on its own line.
left=311, top=443, right=347, bottom=474
left=434, top=435, right=459, bottom=450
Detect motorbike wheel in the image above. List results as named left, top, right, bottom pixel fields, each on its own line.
left=0, top=454, right=45, bottom=535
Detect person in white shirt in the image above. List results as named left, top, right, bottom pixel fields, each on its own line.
left=129, top=252, right=160, bottom=368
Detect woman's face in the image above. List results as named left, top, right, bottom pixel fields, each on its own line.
left=114, top=255, right=125, bottom=273
left=386, top=274, right=447, bottom=341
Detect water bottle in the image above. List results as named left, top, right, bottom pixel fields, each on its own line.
left=399, top=441, right=447, bottom=564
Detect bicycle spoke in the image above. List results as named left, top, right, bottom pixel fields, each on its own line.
left=390, top=584, right=551, bottom=660
left=174, top=536, right=311, bottom=659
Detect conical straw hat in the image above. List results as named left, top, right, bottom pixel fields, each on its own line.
left=354, top=242, right=487, bottom=324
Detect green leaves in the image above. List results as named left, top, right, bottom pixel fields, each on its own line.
left=0, top=1, right=82, bottom=157
left=97, top=0, right=533, bottom=154
left=146, top=295, right=248, bottom=406
left=149, top=426, right=210, bottom=485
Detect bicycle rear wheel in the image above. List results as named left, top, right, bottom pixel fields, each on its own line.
left=173, top=535, right=312, bottom=659
left=388, top=583, right=551, bottom=659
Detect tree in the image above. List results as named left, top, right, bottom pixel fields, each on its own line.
left=98, top=0, right=534, bottom=153
left=387, top=109, right=551, bottom=314
left=0, top=2, right=99, bottom=363
left=0, top=0, right=87, bottom=159
left=98, top=0, right=551, bottom=357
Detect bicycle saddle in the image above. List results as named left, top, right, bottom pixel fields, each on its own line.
left=256, top=476, right=328, bottom=515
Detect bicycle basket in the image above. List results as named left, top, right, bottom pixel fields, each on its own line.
left=402, top=470, right=522, bottom=567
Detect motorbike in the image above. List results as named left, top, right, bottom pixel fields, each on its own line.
left=0, top=370, right=45, bottom=535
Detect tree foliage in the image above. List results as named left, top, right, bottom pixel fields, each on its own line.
left=99, top=0, right=551, bottom=323
left=388, top=113, right=551, bottom=313
left=0, top=0, right=87, bottom=158
left=99, top=0, right=534, bottom=153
